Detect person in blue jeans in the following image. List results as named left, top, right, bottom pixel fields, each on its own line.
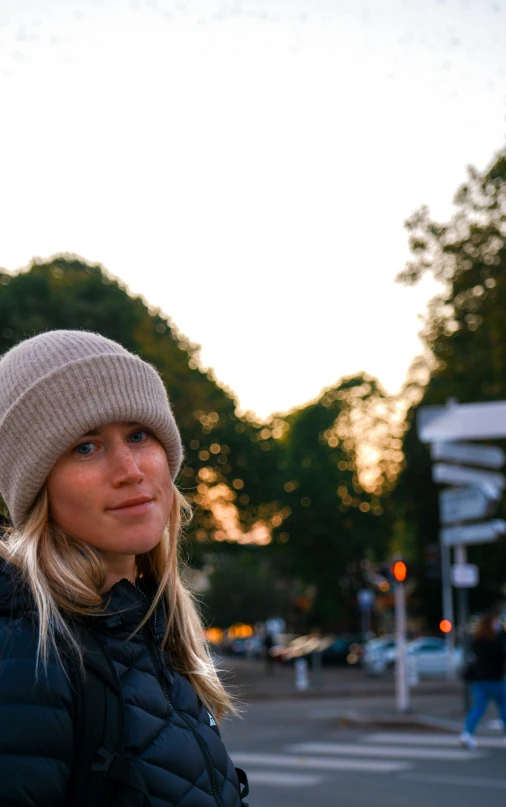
left=460, top=611, right=506, bottom=749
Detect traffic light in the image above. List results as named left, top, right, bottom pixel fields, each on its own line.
left=392, top=561, right=407, bottom=583
left=439, top=619, right=452, bottom=634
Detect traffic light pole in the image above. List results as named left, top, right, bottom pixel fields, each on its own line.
left=441, top=542, right=455, bottom=656
left=394, top=579, right=409, bottom=713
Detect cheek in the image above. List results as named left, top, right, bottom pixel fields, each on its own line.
left=149, top=449, right=174, bottom=519
left=46, top=460, right=104, bottom=535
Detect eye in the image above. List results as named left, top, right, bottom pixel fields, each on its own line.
left=74, top=441, right=95, bottom=456
left=129, top=429, right=150, bottom=444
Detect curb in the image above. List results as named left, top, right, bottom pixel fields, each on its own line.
left=226, top=683, right=462, bottom=702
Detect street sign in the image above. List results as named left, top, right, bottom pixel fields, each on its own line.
left=441, top=519, right=506, bottom=547
left=431, top=441, right=505, bottom=469
left=418, top=400, right=506, bottom=443
left=451, top=563, right=479, bottom=588
left=432, top=463, right=506, bottom=491
left=439, top=486, right=497, bottom=524
left=357, top=589, right=375, bottom=610
left=266, top=617, right=286, bottom=637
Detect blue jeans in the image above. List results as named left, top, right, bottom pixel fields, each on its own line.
left=465, top=680, right=506, bottom=735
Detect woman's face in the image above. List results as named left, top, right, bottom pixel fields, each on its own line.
left=47, top=421, right=173, bottom=559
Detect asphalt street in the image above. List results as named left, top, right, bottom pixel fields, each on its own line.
left=221, top=697, right=506, bottom=807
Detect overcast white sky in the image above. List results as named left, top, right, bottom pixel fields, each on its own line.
left=1, top=0, right=505, bottom=419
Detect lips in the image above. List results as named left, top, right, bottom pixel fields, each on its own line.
left=109, top=496, right=153, bottom=510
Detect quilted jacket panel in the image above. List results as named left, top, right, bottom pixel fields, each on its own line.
left=0, top=561, right=243, bottom=807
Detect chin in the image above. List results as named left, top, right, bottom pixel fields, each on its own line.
left=126, top=532, right=165, bottom=556
left=98, top=527, right=165, bottom=557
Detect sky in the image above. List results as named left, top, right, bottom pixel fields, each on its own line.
left=1, top=0, right=505, bottom=420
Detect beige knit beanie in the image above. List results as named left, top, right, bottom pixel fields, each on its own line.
left=0, top=330, right=183, bottom=528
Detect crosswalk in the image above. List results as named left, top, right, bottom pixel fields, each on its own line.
left=231, top=731, right=494, bottom=789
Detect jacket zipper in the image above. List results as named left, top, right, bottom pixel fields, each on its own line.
left=134, top=585, right=225, bottom=807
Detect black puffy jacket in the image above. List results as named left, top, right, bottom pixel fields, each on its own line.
left=0, top=560, right=243, bottom=807
left=471, top=636, right=506, bottom=681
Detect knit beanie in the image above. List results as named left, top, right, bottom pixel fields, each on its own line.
left=0, top=330, right=183, bottom=528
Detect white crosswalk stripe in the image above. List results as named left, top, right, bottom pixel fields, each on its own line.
left=287, top=741, right=484, bottom=760
left=232, top=751, right=412, bottom=774
left=364, top=731, right=506, bottom=749
left=245, top=771, right=328, bottom=787
left=231, top=731, right=493, bottom=789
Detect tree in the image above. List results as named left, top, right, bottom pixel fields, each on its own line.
left=394, top=146, right=506, bottom=625
left=265, top=374, right=395, bottom=628
left=200, top=546, right=294, bottom=628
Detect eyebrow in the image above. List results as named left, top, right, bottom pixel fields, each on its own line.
left=81, top=422, right=142, bottom=438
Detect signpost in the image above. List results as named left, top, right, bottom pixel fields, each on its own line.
left=439, top=487, right=497, bottom=525
left=417, top=399, right=506, bottom=650
left=451, top=563, right=479, bottom=588
left=418, top=401, right=506, bottom=443
left=432, top=463, right=505, bottom=491
left=441, top=519, right=506, bottom=547
left=431, top=441, right=505, bottom=469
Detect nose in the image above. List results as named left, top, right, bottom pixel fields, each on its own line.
left=109, top=444, right=144, bottom=487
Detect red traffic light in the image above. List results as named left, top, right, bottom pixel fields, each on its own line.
left=440, top=619, right=452, bottom=634
left=392, top=561, right=407, bottom=583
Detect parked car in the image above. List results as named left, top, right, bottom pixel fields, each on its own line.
left=363, top=637, right=397, bottom=676
left=364, top=636, right=463, bottom=679
left=406, top=637, right=463, bottom=678
left=270, top=633, right=366, bottom=666
left=320, top=635, right=366, bottom=666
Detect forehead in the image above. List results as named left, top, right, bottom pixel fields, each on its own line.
left=81, top=421, right=143, bottom=437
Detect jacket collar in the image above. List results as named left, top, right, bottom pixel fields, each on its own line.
left=99, top=577, right=159, bottom=630
left=0, top=560, right=166, bottom=636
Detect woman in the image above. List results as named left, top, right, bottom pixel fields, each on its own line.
left=0, top=329, right=247, bottom=806
left=459, top=610, right=506, bottom=749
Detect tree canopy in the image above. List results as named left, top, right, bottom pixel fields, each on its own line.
left=394, top=145, right=506, bottom=625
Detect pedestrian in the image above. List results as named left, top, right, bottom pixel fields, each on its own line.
left=459, top=610, right=506, bottom=749
left=263, top=630, right=275, bottom=675
left=0, top=330, right=248, bottom=807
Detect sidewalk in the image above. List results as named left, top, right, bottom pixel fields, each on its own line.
left=219, top=656, right=461, bottom=700
left=219, top=656, right=503, bottom=735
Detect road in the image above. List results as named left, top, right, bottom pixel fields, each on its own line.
left=220, top=697, right=506, bottom=807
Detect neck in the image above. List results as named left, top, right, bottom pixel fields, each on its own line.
left=101, top=552, right=137, bottom=592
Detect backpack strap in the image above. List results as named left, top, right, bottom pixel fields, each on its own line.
left=67, top=630, right=151, bottom=807
left=235, top=766, right=249, bottom=806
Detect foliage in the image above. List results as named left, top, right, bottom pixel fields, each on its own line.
left=264, top=374, right=396, bottom=627
left=200, top=546, right=294, bottom=627
left=394, top=146, right=506, bottom=625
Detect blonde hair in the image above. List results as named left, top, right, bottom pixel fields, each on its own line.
left=0, top=486, right=236, bottom=722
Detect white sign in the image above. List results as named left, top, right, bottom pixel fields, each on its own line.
left=357, top=589, right=375, bottom=609
left=432, top=463, right=506, bottom=491
left=451, top=563, right=479, bottom=588
left=439, top=486, right=497, bottom=525
left=431, top=441, right=505, bottom=469
left=418, top=401, right=506, bottom=443
left=441, top=519, right=506, bottom=547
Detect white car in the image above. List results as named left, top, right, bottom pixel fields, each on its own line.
left=406, top=637, right=463, bottom=678
left=363, top=637, right=397, bottom=676
left=364, top=636, right=463, bottom=678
